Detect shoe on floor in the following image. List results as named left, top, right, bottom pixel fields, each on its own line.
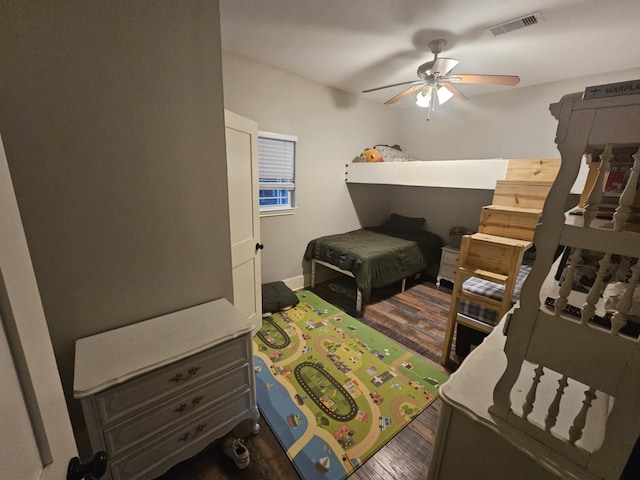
left=222, top=436, right=250, bottom=469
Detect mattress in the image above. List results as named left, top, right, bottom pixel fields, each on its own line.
left=458, top=263, right=532, bottom=327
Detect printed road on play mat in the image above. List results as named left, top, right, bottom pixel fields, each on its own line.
left=253, top=290, right=448, bottom=480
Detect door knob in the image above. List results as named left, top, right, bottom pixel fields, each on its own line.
left=255, top=243, right=264, bottom=251
left=67, top=451, right=108, bottom=480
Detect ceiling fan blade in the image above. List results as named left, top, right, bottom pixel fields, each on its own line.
left=362, top=80, right=423, bottom=93
left=384, top=84, right=424, bottom=105
left=441, top=82, right=467, bottom=101
left=448, top=74, right=520, bottom=85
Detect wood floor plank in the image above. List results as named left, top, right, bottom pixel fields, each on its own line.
left=353, top=431, right=430, bottom=479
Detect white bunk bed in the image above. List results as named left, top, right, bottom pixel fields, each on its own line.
left=346, top=158, right=512, bottom=189
left=428, top=89, right=640, bottom=480
left=345, top=158, right=589, bottom=193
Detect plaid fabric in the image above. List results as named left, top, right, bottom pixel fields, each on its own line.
left=458, top=263, right=532, bottom=326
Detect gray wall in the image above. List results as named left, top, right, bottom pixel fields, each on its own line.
left=401, top=67, right=640, bottom=160
left=0, top=2, right=231, bottom=434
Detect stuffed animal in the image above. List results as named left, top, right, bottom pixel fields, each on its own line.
left=358, top=147, right=384, bottom=162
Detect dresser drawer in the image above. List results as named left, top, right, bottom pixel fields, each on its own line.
left=109, top=391, right=252, bottom=480
left=96, top=336, right=249, bottom=425
left=103, top=363, right=251, bottom=457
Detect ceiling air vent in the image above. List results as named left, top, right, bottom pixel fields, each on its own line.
left=487, top=11, right=544, bottom=36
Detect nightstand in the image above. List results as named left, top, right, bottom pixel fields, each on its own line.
left=437, top=245, right=460, bottom=287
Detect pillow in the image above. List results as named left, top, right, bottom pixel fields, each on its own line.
left=383, top=213, right=426, bottom=233
left=603, top=281, right=640, bottom=316
left=558, top=249, right=636, bottom=293
left=374, top=145, right=415, bottom=162
left=262, top=281, right=299, bottom=316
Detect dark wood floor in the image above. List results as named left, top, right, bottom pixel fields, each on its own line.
left=157, top=278, right=458, bottom=480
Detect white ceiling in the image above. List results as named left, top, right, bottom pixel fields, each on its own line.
left=220, top=0, right=640, bottom=106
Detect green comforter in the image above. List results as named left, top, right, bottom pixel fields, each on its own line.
left=304, top=227, right=443, bottom=303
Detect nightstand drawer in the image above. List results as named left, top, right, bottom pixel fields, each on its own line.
left=441, top=249, right=459, bottom=266
left=96, top=336, right=248, bottom=426
left=103, top=363, right=251, bottom=457
left=438, top=246, right=460, bottom=286
left=441, top=263, right=459, bottom=280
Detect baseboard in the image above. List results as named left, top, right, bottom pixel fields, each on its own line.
left=282, top=275, right=305, bottom=291
left=282, top=268, right=339, bottom=292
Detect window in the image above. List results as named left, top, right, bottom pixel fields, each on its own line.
left=258, top=131, right=296, bottom=214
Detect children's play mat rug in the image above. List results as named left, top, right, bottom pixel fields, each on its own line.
left=253, top=290, right=448, bottom=480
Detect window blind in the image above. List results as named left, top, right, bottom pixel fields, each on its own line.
left=258, top=136, right=295, bottom=190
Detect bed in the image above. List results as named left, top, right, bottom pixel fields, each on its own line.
left=429, top=89, right=640, bottom=480
left=304, top=214, right=443, bottom=311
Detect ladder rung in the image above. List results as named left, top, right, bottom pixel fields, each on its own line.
left=457, top=267, right=508, bottom=284
left=467, top=233, right=533, bottom=249
left=482, top=205, right=543, bottom=215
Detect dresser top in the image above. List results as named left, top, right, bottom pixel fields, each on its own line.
left=73, top=298, right=252, bottom=397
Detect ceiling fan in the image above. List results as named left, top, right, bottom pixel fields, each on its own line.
left=362, top=39, right=520, bottom=120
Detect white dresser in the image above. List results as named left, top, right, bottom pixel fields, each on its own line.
left=436, top=246, right=459, bottom=287
left=74, top=298, right=259, bottom=480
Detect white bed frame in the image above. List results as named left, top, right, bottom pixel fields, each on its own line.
left=310, top=258, right=409, bottom=312
left=429, top=88, right=640, bottom=480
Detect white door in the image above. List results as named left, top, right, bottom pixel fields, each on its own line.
left=225, top=111, right=262, bottom=331
left=0, top=134, right=78, bottom=479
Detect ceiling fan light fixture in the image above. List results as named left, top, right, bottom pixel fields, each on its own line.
left=436, top=85, right=454, bottom=105
left=416, top=87, right=432, bottom=108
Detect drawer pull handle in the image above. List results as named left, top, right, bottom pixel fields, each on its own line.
left=177, top=423, right=208, bottom=443
left=173, top=395, right=205, bottom=414
left=169, top=366, right=201, bottom=383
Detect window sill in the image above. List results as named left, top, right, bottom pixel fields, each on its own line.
left=260, top=207, right=297, bottom=218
